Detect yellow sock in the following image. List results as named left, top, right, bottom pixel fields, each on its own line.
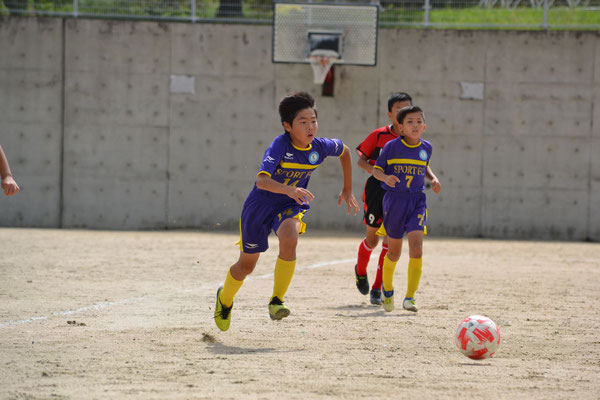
left=382, top=254, right=398, bottom=293
left=219, top=269, right=243, bottom=307
left=405, top=257, right=423, bottom=299
left=271, top=257, right=296, bottom=302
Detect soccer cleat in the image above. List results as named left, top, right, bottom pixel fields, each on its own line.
left=382, top=288, right=394, bottom=312
left=355, top=264, right=369, bottom=295
left=403, top=297, right=419, bottom=312
left=214, top=286, right=233, bottom=331
left=370, top=288, right=382, bottom=305
left=268, top=296, right=291, bottom=320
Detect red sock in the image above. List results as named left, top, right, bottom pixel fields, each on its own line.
left=356, top=238, right=373, bottom=275
left=372, top=244, right=387, bottom=290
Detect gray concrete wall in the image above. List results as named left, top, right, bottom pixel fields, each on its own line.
left=0, top=18, right=598, bottom=240
left=0, top=18, right=63, bottom=227
left=62, top=20, right=172, bottom=229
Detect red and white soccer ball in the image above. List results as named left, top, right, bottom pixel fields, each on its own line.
left=455, top=315, right=501, bottom=360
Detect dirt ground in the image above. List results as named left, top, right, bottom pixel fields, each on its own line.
left=0, top=228, right=599, bottom=399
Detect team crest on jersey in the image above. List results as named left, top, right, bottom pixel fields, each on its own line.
left=419, top=150, right=428, bottom=161
left=309, top=151, right=319, bottom=164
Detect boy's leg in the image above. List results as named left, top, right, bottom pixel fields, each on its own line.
left=355, top=226, right=379, bottom=295
left=357, top=177, right=385, bottom=295
left=221, top=251, right=260, bottom=305
left=372, top=235, right=388, bottom=290
left=403, top=230, right=424, bottom=312
left=369, top=235, right=387, bottom=304
left=270, top=218, right=301, bottom=320
left=214, top=251, right=260, bottom=331
left=381, top=237, right=402, bottom=312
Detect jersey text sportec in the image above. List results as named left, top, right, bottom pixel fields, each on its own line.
left=253, top=132, right=344, bottom=202
left=356, top=125, right=398, bottom=166
left=374, top=138, right=432, bottom=193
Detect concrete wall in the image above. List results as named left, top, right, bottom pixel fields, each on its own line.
left=62, top=20, right=172, bottom=229
left=0, top=18, right=63, bottom=227
left=0, top=17, right=598, bottom=240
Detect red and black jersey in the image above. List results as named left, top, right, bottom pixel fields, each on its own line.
left=356, top=125, right=399, bottom=166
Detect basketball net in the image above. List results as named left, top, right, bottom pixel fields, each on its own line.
left=307, top=49, right=339, bottom=84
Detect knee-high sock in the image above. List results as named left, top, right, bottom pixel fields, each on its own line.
left=356, top=238, right=373, bottom=275
left=372, top=243, right=388, bottom=290
left=271, top=257, right=296, bottom=302
left=219, top=268, right=244, bottom=308
left=382, top=254, right=398, bottom=293
left=405, top=257, right=423, bottom=299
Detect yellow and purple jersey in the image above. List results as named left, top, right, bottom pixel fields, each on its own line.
left=253, top=132, right=345, bottom=201
left=238, top=132, right=345, bottom=253
left=374, top=138, right=432, bottom=194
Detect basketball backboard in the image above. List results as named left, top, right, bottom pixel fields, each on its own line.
left=272, top=2, right=379, bottom=66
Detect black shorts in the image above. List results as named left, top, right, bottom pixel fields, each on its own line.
left=362, top=175, right=386, bottom=228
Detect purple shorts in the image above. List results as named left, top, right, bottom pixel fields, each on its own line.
left=238, top=189, right=309, bottom=254
left=381, top=191, right=427, bottom=239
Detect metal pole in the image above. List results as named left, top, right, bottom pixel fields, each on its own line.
left=424, top=0, right=430, bottom=29
left=74, top=0, right=78, bottom=18
left=543, top=0, right=548, bottom=30
left=191, top=0, right=197, bottom=22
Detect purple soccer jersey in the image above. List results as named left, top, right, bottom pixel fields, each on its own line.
left=238, top=132, right=345, bottom=253
left=257, top=133, right=344, bottom=192
left=374, top=138, right=433, bottom=239
left=374, top=138, right=432, bottom=193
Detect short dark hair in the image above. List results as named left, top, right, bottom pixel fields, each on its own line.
left=279, top=91, right=317, bottom=126
left=396, top=105, right=424, bottom=125
left=387, top=92, right=413, bottom=112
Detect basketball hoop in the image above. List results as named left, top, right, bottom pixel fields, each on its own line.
left=307, top=49, right=339, bottom=85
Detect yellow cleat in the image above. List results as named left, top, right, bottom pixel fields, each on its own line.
left=382, top=289, right=395, bottom=312
left=268, top=296, right=291, bottom=320
left=214, top=287, right=233, bottom=331
left=402, top=297, right=419, bottom=312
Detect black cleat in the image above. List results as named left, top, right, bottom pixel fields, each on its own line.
left=355, top=264, right=369, bottom=295
left=370, top=288, right=382, bottom=305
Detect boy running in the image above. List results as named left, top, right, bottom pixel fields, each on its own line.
left=372, top=105, right=441, bottom=313
left=354, top=93, right=440, bottom=304
left=214, top=91, right=360, bottom=332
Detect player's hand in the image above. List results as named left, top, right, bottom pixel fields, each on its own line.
left=2, top=176, right=20, bottom=196
left=288, top=187, right=314, bottom=205
left=337, top=189, right=360, bottom=216
left=383, top=175, right=401, bottom=188
left=431, top=178, right=441, bottom=194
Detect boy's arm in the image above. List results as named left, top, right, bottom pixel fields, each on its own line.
left=356, top=130, right=377, bottom=174
left=356, top=153, right=374, bottom=174
left=337, top=145, right=359, bottom=215
left=372, top=143, right=399, bottom=188
left=0, top=144, right=20, bottom=196
left=426, top=165, right=441, bottom=193
left=373, top=166, right=400, bottom=188
left=256, top=173, right=314, bottom=205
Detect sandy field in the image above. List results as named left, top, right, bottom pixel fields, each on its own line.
left=0, top=228, right=599, bottom=399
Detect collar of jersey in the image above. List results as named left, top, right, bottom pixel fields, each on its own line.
left=387, top=124, right=400, bottom=138
left=291, top=142, right=312, bottom=151
left=401, top=138, right=421, bottom=148
left=284, top=132, right=313, bottom=151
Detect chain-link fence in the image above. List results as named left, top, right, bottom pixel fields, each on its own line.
left=1, top=0, right=599, bottom=28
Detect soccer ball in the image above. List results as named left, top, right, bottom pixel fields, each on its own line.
left=455, top=315, right=500, bottom=360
